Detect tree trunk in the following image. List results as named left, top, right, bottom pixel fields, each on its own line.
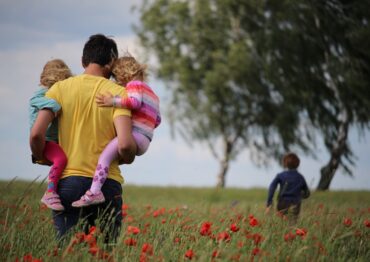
left=216, top=139, right=233, bottom=188
left=317, top=64, right=350, bottom=191
left=317, top=98, right=349, bottom=190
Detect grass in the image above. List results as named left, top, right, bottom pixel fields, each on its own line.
left=0, top=179, right=369, bottom=261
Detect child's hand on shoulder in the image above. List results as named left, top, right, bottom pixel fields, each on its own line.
left=96, top=92, right=114, bottom=107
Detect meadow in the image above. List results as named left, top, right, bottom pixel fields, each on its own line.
left=0, top=180, right=369, bottom=261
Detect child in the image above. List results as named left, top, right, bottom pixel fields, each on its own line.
left=29, top=59, right=72, bottom=211
left=266, top=152, right=310, bottom=223
left=72, top=54, right=161, bottom=207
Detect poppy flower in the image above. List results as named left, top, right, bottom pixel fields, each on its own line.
left=343, top=218, right=352, bottom=226
left=127, top=226, right=141, bottom=235
left=295, top=228, right=307, bottom=237
left=89, top=246, right=99, bottom=256
left=200, top=222, right=212, bottom=236
left=174, top=237, right=181, bottom=244
left=249, top=215, right=259, bottom=227
left=22, top=254, right=43, bottom=262
left=84, top=234, right=97, bottom=246
left=252, top=247, right=261, bottom=256
left=185, top=249, right=194, bottom=259
left=364, top=219, right=370, bottom=228
left=212, top=250, right=220, bottom=258
left=141, top=243, right=153, bottom=255
left=284, top=232, right=296, bottom=242
left=230, top=223, right=240, bottom=232
left=124, top=238, right=137, bottom=246
left=252, top=233, right=263, bottom=245
left=88, top=226, right=97, bottom=235
left=217, top=231, right=231, bottom=242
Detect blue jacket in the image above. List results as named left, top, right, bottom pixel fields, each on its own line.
left=29, top=88, right=61, bottom=142
left=267, top=169, right=310, bottom=206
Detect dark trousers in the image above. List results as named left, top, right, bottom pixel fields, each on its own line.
left=52, top=176, right=123, bottom=244
left=277, top=199, right=301, bottom=224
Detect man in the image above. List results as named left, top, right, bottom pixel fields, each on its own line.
left=30, top=34, right=137, bottom=243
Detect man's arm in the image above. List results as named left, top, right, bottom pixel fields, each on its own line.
left=30, top=109, right=54, bottom=160
left=114, top=115, right=137, bottom=164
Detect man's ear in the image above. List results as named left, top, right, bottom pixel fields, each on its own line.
left=82, top=57, right=87, bottom=68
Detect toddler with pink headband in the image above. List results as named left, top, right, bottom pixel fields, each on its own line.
left=72, top=54, right=161, bottom=207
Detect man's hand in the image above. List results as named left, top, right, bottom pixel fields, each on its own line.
left=96, top=92, right=114, bottom=107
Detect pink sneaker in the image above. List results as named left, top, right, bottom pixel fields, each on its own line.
left=41, top=192, right=64, bottom=211
left=72, top=190, right=105, bottom=207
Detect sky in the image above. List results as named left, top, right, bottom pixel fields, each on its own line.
left=0, top=0, right=369, bottom=191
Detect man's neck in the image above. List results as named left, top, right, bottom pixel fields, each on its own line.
left=83, top=63, right=108, bottom=78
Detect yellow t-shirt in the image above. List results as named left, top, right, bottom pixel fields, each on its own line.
left=45, top=74, right=131, bottom=184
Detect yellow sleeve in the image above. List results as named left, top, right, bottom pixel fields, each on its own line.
left=113, top=108, right=131, bottom=119
left=45, top=82, right=61, bottom=104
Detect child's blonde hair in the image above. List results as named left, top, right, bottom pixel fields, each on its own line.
left=40, top=59, right=72, bottom=88
left=112, top=54, right=147, bottom=86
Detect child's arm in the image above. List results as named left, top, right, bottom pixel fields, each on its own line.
left=96, top=82, right=143, bottom=110
left=266, top=175, right=280, bottom=207
left=301, top=178, right=310, bottom=199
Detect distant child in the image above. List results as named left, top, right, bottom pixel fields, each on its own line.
left=29, top=59, right=72, bottom=211
left=266, top=152, right=310, bottom=223
left=72, top=54, right=161, bottom=207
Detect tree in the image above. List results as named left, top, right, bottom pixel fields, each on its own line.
left=253, top=0, right=370, bottom=190
left=134, top=0, right=370, bottom=189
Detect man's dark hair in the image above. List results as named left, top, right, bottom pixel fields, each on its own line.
left=82, top=34, right=118, bottom=67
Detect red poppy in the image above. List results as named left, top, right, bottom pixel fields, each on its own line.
left=249, top=215, right=259, bottom=227
left=88, top=226, right=97, bottom=235
left=127, top=226, right=141, bottom=235
left=22, top=254, right=43, bottom=262
left=153, top=207, right=166, bottom=217
left=200, top=222, right=212, bottom=236
left=364, top=219, right=370, bottom=228
left=140, top=253, right=149, bottom=262
left=185, top=249, right=194, bottom=259
left=295, top=228, right=307, bottom=237
left=343, top=218, right=352, bottom=226
left=141, top=243, right=153, bottom=255
left=284, top=232, right=296, bottom=242
left=74, top=232, right=86, bottom=244
left=212, top=250, right=220, bottom=258
left=217, top=231, right=231, bottom=242
left=84, top=234, right=97, bottom=246
left=124, top=238, right=137, bottom=246
left=252, top=233, right=263, bottom=245
left=230, top=223, right=240, bottom=232
left=174, top=237, right=181, bottom=244
left=252, top=247, right=261, bottom=256
left=89, top=246, right=99, bottom=256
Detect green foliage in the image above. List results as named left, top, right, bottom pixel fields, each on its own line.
left=135, top=0, right=370, bottom=188
left=1, top=180, right=369, bottom=261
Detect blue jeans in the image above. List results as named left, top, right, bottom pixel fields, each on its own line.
left=52, top=176, right=123, bottom=244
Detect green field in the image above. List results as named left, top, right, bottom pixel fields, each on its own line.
left=0, top=180, right=369, bottom=261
